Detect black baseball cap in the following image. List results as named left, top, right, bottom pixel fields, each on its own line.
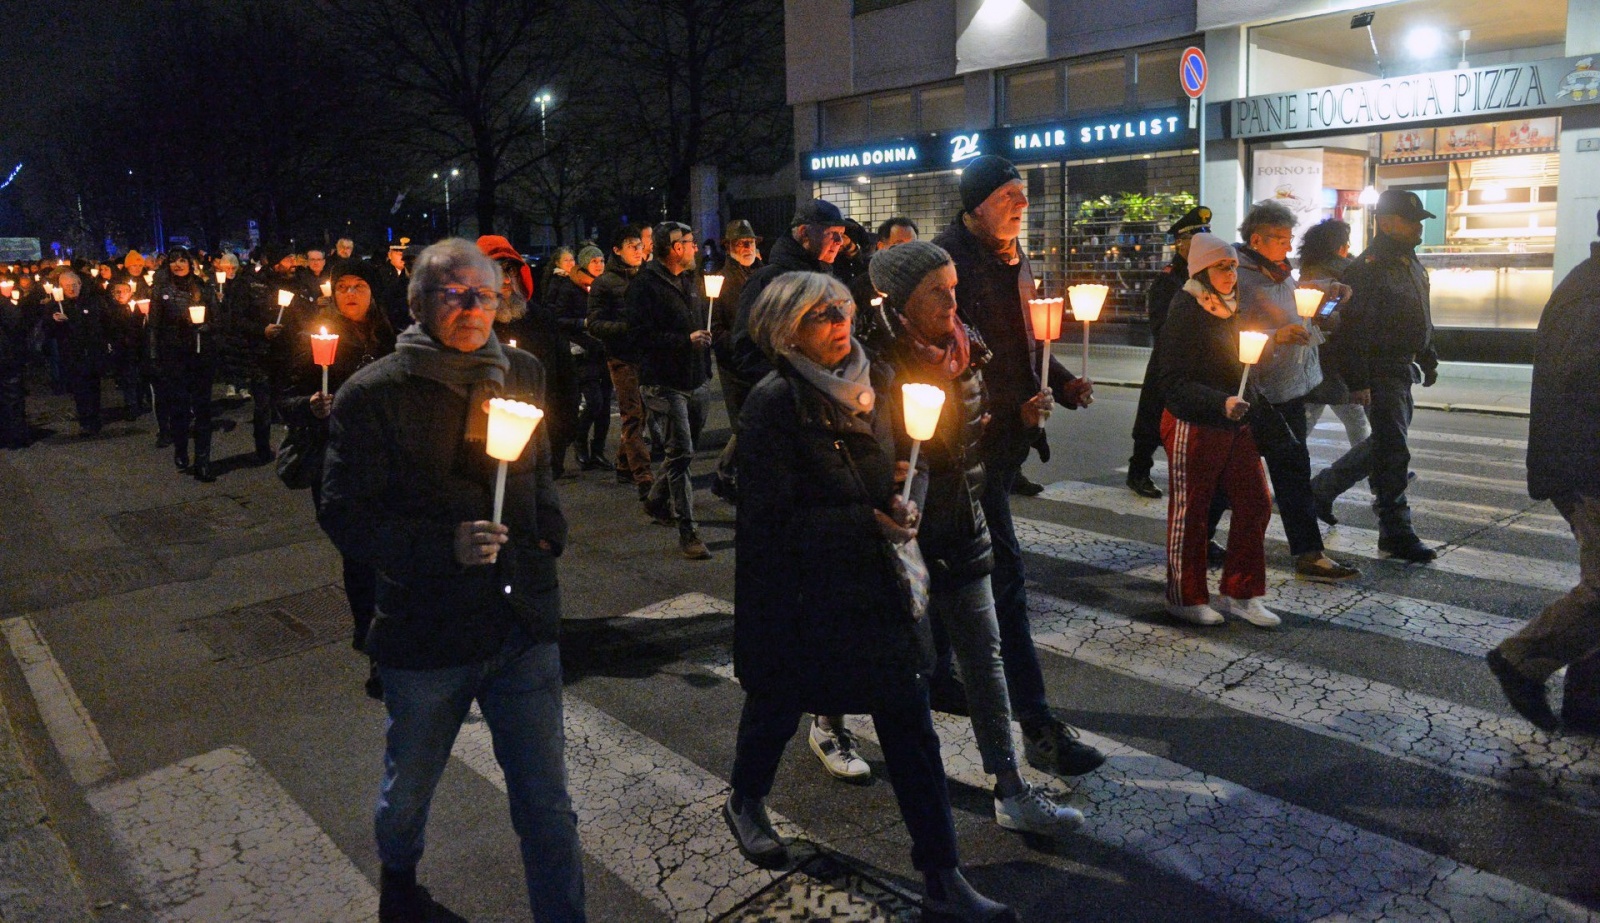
left=1375, top=189, right=1436, bottom=221
left=791, top=198, right=845, bottom=229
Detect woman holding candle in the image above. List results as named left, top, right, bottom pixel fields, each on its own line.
left=551, top=245, right=613, bottom=472
left=148, top=248, right=220, bottom=481
left=727, top=270, right=1015, bottom=922
left=1156, top=233, right=1279, bottom=628
left=875, top=241, right=1084, bottom=838
left=279, top=259, right=395, bottom=697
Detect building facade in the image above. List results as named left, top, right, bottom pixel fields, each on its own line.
left=785, top=0, right=1600, bottom=359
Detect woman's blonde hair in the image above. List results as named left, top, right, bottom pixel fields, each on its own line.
left=748, top=271, right=854, bottom=359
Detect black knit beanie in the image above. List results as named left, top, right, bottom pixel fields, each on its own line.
left=959, top=155, right=1022, bottom=214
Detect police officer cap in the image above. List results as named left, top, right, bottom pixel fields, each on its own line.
left=1169, top=206, right=1212, bottom=238
left=791, top=199, right=845, bottom=229
left=1375, top=189, right=1436, bottom=221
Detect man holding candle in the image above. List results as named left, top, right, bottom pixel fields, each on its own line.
left=46, top=272, right=112, bottom=436
left=932, top=155, right=1105, bottom=778
left=319, top=239, right=585, bottom=922
left=1231, top=201, right=1360, bottom=584
left=233, top=244, right=310, bottom=463
left=624, top=221, right=714, bottom=560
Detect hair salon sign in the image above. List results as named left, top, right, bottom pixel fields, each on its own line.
left=1226, top=55, right=1600, bottom=140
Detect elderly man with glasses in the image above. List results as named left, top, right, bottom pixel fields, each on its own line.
left=319, top=238, right=586, bottom=923
left=624, top=221, right=716, bottom=559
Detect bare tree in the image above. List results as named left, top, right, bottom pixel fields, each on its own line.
left=321, top=0, right=574, bottom=234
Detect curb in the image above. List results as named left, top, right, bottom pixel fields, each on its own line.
left=0, top=688, right=94, bottom=922
left=1091, top=381, right=1530, bottom=418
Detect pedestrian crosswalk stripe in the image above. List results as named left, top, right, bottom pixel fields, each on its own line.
left=1, top=616, right=116, bottom=787
left=87, top=747, right=378, bottom=922
left=1021, top=589, right=1600, bottom=815
left=454, top=693, right=913, bottom=921
left=1013, top=517, right=1522, bottom=658
left=1307, top=436, right=1527, bottom=474
left=683, top=635, right=1598, bottom=923
left=1315, top=421, right=1528, bottom=451
left=1040, top=480, right=1580, bottom=592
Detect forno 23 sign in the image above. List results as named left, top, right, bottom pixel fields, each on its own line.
left=1227, top=55, right=1600, bottom=140
left=801, top=108, right=1195, bottom=180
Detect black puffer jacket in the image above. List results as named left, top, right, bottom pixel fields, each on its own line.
left=623, top=259, right=710, bottom=391
left=48, top=291, right=112, bottom=376
left=884, top=324, right=994, bottom=591
left=276, top=307, right=396, bottom=490
left=586, top=257, right=641, bottom=363
left=319, top=345, right=567, bottom=670
left=228, top=267, right=314, bottom=382
left=734, top=355, right=932, bottom=715
left=728, top=234, right=829, bottom=384
left=148, top=273, right=220, bottom=365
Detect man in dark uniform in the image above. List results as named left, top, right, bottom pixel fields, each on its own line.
left=1127, top=205, right=1210, bottom=499
left=1310, top=190, right=1439, bottom=563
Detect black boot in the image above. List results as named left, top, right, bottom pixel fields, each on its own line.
left=378, top=866, right=438, bottom=923
left=192, top=453, right=215, bottom=483
left=173, top=443, right=190, bottom=472
left=923, top=867, right=1016, bottom=922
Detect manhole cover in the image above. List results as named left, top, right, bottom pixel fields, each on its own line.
left=180, top=584, right=352, bottom=667
left=108, top=496, right=259, bottom=547
left=718, top=854, right=921, bottom=922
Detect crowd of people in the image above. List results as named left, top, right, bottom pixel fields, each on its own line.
left=2, top=152, right=1596, bottom=923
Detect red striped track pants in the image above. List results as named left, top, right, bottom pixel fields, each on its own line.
left=1160, top=410, right=1271, bottom=607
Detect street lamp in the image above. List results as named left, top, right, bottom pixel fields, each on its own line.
left=536, top=91, right=553, bottom=144
left=431, top=168, right=461, bottom=235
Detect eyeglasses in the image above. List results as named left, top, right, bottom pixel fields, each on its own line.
left=802, top=301, right=854, bottom=325
left=671, top=236, right=697, bottom=248
left=428, top=286, right=500, bottom=311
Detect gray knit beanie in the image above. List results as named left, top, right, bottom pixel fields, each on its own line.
left=868, top=240, right=953, bottom=309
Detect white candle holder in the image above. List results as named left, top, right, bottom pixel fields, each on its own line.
left=1237, top=330, right=1269, bottom=399
left=1068, top=283, right=1109, bottom=379
left=485, top=398, right=545, bottom=525
left=900, top=382, right=947, bottom=503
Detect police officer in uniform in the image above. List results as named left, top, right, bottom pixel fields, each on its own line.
left=1128, top=205, right=1210, bottom=499
left=1310, top=189, right=1439, bottom=563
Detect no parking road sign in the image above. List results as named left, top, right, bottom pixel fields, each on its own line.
left=1180, top=47, right=1208, bottom=99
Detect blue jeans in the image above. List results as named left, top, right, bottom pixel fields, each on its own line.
left=930, top=576, right=1017, bottom=776
left=643, top=385, right=707, bottom=533
left=978, top=449, right=1052, bottom=726
left=376, top=636, right=585, bottom=922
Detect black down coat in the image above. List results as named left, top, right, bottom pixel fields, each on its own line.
left=883, top=324, right=994, bottom=592
left=733, top=354, right=933, bottom=715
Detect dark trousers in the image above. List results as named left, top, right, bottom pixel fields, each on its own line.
left=246, top=374, right=275, bottom=454
left=158, top=363, right=214, bottom=458
left=978, top=442, right=1052, bottom=726
left=0, top=358, right=26, bottom=447
left=575, top=366, right=613, bottom=460
left=69, top=369, right=102, bottom=433
left=1129, top=352, right=1165, bottom=476
left=312, top=482, right=378, bottom=649
left=713, top=364, right=752, bottom=487
left=729, top=687, right=959, bottom=872
left=1312, top=372, right=1415, bottom=539
left=607, top=359, right=652, bottom=486
left=113, top=347, right=145, bottom=413
left=1207, top=396, right=1323, bottom=557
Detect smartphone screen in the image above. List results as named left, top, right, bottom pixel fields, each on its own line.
left=1317, top=296, right=1341, bottom=317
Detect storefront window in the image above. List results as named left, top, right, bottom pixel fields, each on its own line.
left=919, top=83, right=967, bottom=131
left=869, top=92, right=915, bottom=138
left=1135, top=47, right=1182, bottom=108
left=823, top=99, right=868, bottom=146
left=1067, top=57, right=1127, bottom=115
left=1005, top=65, right=1063, bottom=125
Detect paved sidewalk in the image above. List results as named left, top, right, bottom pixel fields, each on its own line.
left=1064, top=343, right=1531, bottom=417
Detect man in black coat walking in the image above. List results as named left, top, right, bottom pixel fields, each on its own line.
left=624, top=221, right=715, bottom=560
left=932, top=155, right=1104, bottom=778
left=727, top=199, right=849, bottom=387
left=1487, top=209, right=1600, bottom=735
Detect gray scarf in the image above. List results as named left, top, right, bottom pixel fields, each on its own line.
left=395, top=324, right=510, bottom=443
left=787, top=339, right=875, bottom=415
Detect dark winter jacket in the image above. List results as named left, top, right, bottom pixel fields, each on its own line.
left=1337, top=232, right=1438, bottom=392
left=931, top=215, right=1079, bottom=462
left=710, top=256, right=761, bottom=367
left=586, top=256, right=642, bottom=364
left=1146, top=254, right=1188, bottom=338
left=1157, top=283, right=1261, bottom=430
left=734, top=355, right=931, bottom=714
left=623, top=259, right=711, bottom=392
left=729, top=234, right=830, bottom=384
left=276, top=307, right=396, bottom=491
left=319, top=344, right=567, bottom=670
left=148, top=273, right=221, bottom=366
left=884, top=325, right=994, bottom=591
left=48, top=292, right=112, bottom=375
left=229, top=267, right=313, bottom=382
left=495, top=300, right=578, bottom=425
left=1527, top=241, right=1600, bottom=501
left=548, top=274, right=604, bottom=364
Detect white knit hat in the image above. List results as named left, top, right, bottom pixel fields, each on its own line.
left=1185, top=233, right=1238, bottom=278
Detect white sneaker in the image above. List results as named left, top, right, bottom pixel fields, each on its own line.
left=995, top=784, right=1084, bottom=836
left=1215, top=595, right=1281, bottom=628
left=809, top=719, right=870, bottom=781
left=1167, top=603, right=1224, bottom=626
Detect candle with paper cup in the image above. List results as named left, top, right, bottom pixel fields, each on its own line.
left=310, top=326, right=340, bottom=396
left=1292, top=287, right=1322, bottom=319
left=274, top=288, right=294, bottom=325
left=1067, top=283, right=1108, bottom=378
left=1027, top=296, right=1064, bottom=389
left=188, top=302, right=206, bottom=353
left=703, top=274, right=723, bottom=330
left=320, top=279, right=333, bottom=299
left=485, top=398, right=545, bottom=525
left=143, top=271, right=154, bottom=285
left=899, top=382, right=947, bottom=503
left=215, top=270, right=227, bottom=288
left=507, top=339, right=517, bottom=349
left=1237, top=330, right=1269, bottom=399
